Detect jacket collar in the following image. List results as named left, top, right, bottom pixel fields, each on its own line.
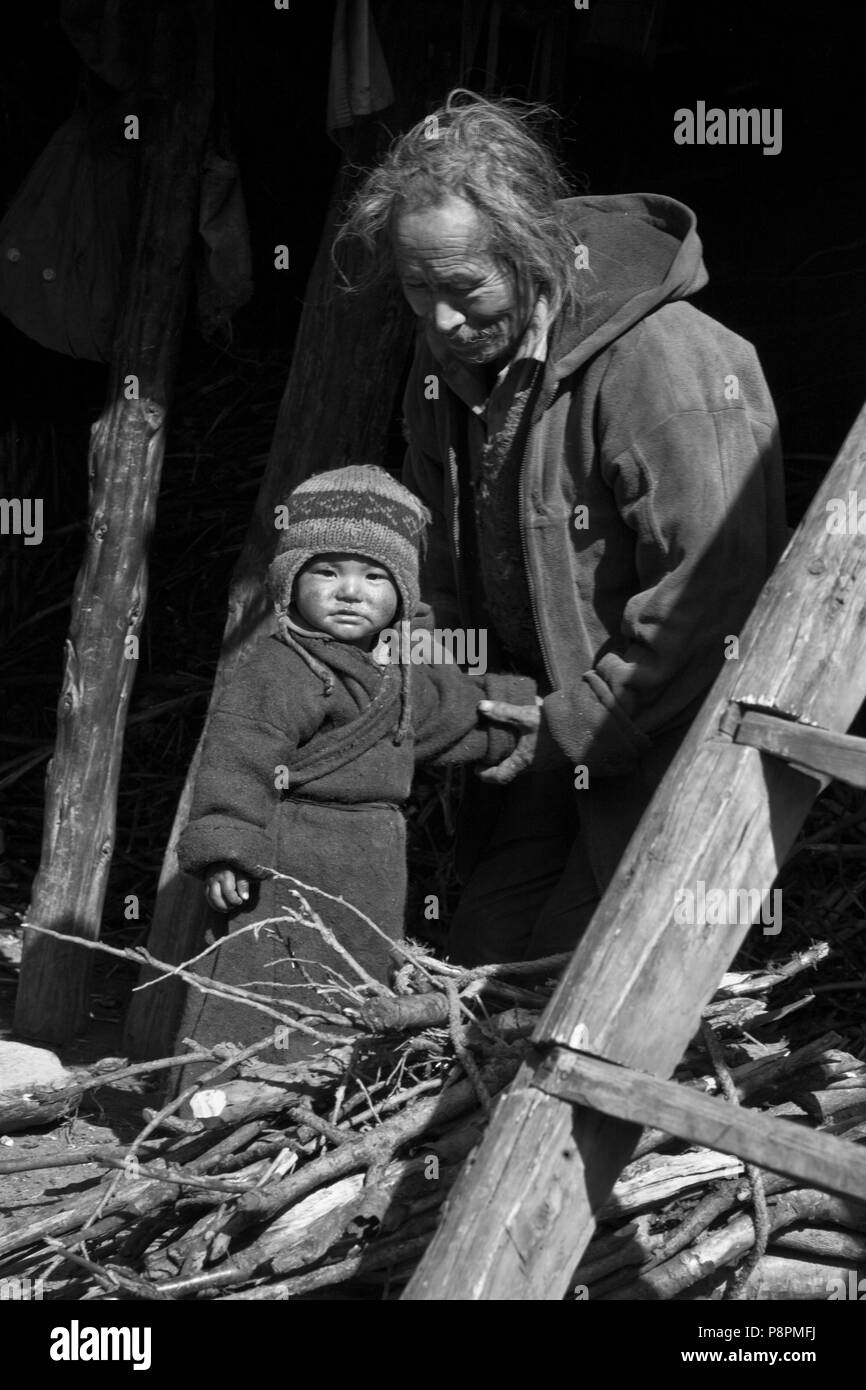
left=424, top=295, right=552, bottom=420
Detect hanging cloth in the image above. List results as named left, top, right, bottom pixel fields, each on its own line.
left=326, top=0, right=394, bottom=134
left=0, top=111, right=133, bottom=361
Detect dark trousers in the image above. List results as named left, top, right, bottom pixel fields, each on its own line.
left=448, top=725, right=688, bottom=966
left=448, top=768, right=587, bottom=964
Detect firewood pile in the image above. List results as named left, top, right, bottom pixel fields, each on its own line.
left=574, top=946, right=866, bottom=1302
left=1, top=875, right=865, bottom=1301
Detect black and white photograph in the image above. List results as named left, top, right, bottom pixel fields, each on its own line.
left=1, top=0, right=865, bottom=1343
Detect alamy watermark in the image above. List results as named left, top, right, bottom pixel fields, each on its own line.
left=0, top=1275, right=44, bottom=1299
left=0, top=497, right=42, bottom=545
left=49, top=1321, right=151, bottom=1370
left=376, top=621, right=488, bottom=674
left=674, top=102, right=782, bottom=156
left=826, top=1269, right=866, bottom=1299
left=826, top=491, right=866, bottom=534
left=673, top=880, right=782, bottom=935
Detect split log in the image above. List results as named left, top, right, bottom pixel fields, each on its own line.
left=0, top=1051, right=217, bottom=1134
left=587, top=1174, right=799, bottom=1297
left=715, top=941, right=831, bottom=995
left=406, top=401, right=866, bottom=1300
left=0, top=1082, right=94, bottom=1135
left=183, top=1078, right=304, bottom=1129
left=599, top=1150, right=743, bottom=1220
left=725, top=1034, right=848, bottom=1098
left=361, top=991, right=537, bottom=1039
left=706, top=1254, right=861, bottom=1300
left=701, top=996, right=767, bottom=1029
left=155, top=1155, right=460, bottom=1293
left=14, top=1, right=215, bottom=1042
left=605, top=1188, right=866, bottom=1300
left=0, top=1060, right=120, bottom=1134
left=220, top=1232, right=435, bottom=1301
left=795, top=1088, right=866, bottom=1128
left=772, top=1225, right=866, bottom=1262
left=362, top=993, right=452, bottom=1032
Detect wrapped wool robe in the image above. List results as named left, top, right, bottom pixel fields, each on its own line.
left=171, top=627, right=533, bottom=1084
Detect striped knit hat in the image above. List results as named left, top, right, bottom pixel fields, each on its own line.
left=267, top=465, right=431, bottom=742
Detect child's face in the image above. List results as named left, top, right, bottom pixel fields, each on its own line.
left=292, top=553, right=399, bottom=649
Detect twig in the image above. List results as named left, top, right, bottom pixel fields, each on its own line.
left=413, top=951, right=570, bottom=981
left=269, top=873, right=436, bottom=983
left=132, top=919, right=353, bottom=1025
left=97, top=1155, right=259, bottom=1196
left=287, top=1106, right=349, bottom=1147
left=42, top=1238, right=174, bottom=1301
left=279, top=887, right=389, bottom=993
left=345, top=1076, right=443, bottom=1127
left=219, top=1233, right=434, bottom=1300
left=0, top=1140, right=170, bottom=1175
left=22, top=923, right=338, bottom=1040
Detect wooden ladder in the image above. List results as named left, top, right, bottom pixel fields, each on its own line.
left=403, top=404, right=866, bottom=1300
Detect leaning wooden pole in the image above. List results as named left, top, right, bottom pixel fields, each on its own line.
left=122, top=157, right=414, bottom=1060
left=14, top=3, right=214, bottom=1043
left=405, top=402, right=866, bottom=1300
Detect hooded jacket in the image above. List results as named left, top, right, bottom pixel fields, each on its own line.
left=402, top=193, right=788, bottom=778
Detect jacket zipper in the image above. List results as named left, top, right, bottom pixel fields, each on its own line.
left=518, top=372, right=556, bottom=688
left=449, top=445, right=461, bottom=585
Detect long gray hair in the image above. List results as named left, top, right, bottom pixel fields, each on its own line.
left=334, top=90, right=581, bottom=321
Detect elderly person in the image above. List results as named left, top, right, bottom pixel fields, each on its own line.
left=337, top=91, right=787, bottom=966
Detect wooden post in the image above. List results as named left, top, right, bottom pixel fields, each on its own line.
left=404, top=402, right=866, bottom=1300
left=14, top=3, right=214, bottom=1043
left=121, top=167, right=415, bottom=1059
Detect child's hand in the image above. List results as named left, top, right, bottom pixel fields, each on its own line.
left=205, top=865, right=251, bottom=912
left=476, top=698, right=541, bottom=784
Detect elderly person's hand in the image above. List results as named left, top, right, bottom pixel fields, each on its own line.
left=476, top=698, right=541, bottom=784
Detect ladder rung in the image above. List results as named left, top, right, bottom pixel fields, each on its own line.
left=533, top=1047, right=866, bottom=1203
left=732, top=710, right=866, bottom=788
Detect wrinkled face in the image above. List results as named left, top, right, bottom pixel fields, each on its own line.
left=393, top=194, right=531, bottom=366
left=292, top=553, right=399, bottom=650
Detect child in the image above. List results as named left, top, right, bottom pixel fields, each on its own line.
left=172, top=465, right=536, bottom=1076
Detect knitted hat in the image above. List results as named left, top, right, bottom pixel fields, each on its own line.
left=267, top=465, right=431, bottom=743
left=267, top=464, right=430, bottom=623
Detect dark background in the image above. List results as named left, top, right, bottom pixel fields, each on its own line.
left=0, top=0, right=863, bottom=987
left=3, top=1, right=862, bottom=478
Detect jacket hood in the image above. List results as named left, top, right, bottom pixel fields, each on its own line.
left=549, top=193, right=708, bottom=381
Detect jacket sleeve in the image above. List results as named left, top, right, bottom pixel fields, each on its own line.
left=176, top=644, right=320, bottom=879
left=401, top=340, right=462, bottom=630
left=412, top=665, right=537, bottom=767
left=536, top=317, right=785, bottom=775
